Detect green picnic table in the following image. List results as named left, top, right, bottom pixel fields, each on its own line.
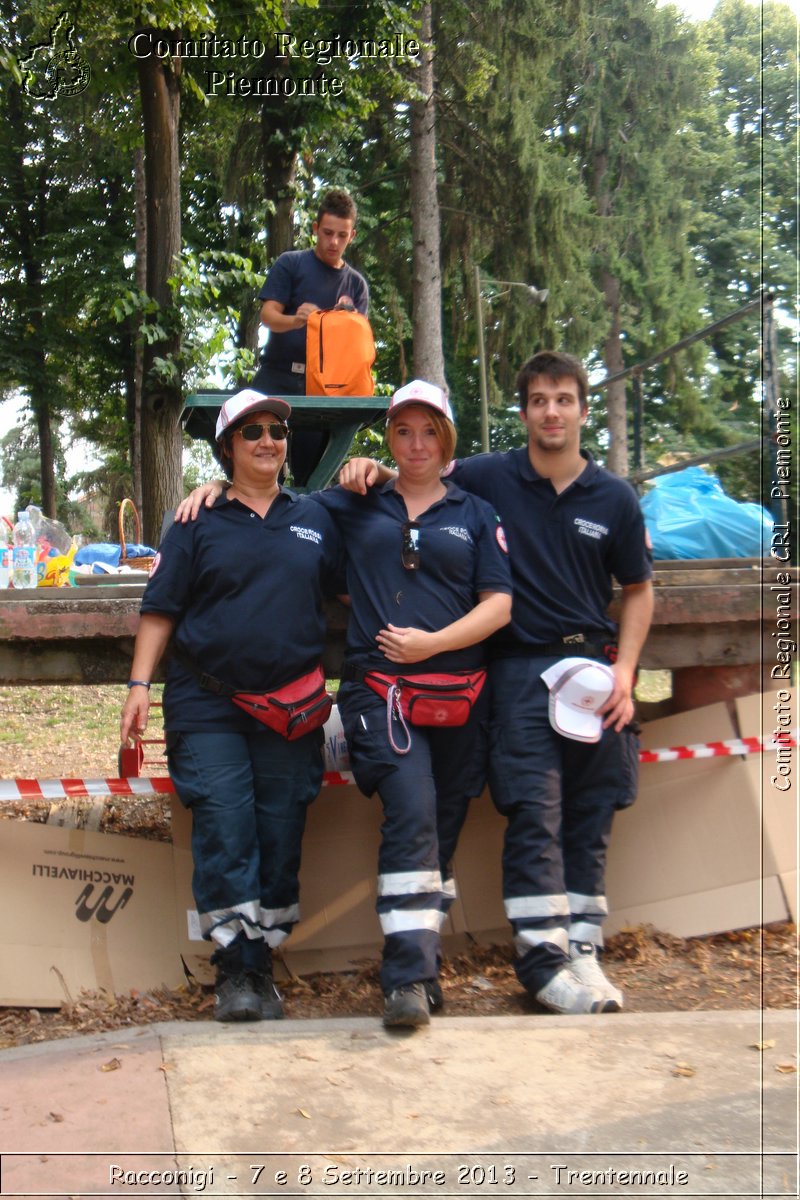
left=182, top=391, right=389, bottom=492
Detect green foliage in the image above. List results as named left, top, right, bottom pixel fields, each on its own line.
left=0, top=421, right=81, bottom=521
left=2, top=0, right=797, bottom=516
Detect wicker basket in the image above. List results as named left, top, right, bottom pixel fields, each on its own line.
left=118, top=498, right=155, bottom=572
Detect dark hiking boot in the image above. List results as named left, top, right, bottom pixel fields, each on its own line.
left=383, top=982, right=431, bottom=1028
left=254, top=972, right=285, bottom=1020
left=425, top=979, right=444, bottom=1012
left=211, top=939, right=262, bottom=1023
left=213, top=972, right=263, bottom=1022
left=238, top=937, right=284, bottom=1019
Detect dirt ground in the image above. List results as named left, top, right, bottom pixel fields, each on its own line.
left=0, top=919, right=796, bottom=1051
left=0, top=778, right=796, bottom=1050
left=0, top=686, right=797, bottom=1052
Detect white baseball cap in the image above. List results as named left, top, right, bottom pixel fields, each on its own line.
left=540, top=657, right=616, bottom=743
left=215, top=389, right=292, bottom=441
left=387, top=379, right=454, bottom=423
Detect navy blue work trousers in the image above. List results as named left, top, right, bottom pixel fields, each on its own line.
left=487, top=656, right=640, bottom=994
left=166, top=726, right=323, bottom=950
left=337, top=680, right=489, bottom=992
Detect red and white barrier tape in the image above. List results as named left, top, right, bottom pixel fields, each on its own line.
left=0, top=770, right=354, bottom=802
left=639, top=730, right=797, bottom=764
left=0, top=733, right=795, bottom=803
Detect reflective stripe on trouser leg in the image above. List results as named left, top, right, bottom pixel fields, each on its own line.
left=561, top=732, right=621, bottom=951
left=166, top=727, right=321, bottom=951
left=434, top=683, right=490, bottom=921
left=505, top=893, right=570, bottom=960
left=377, top=871, right=445, bottom=940
left=432, top=687, right=490, bottom=972
left=374, top=763, right=445, bottom=992
left=567, top=893, right=609, bottom=948
left=440, top=873, right=457, bottom=915
left=338, top=682, right=488, bottom=993
left=199, top=899, right=262, bottom=948
left=488, top=657, right=576, bottom=993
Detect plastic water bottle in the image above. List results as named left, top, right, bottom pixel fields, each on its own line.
left=0, top=544, right=9, bottom=588
left=12, top=511, right=37, bottom=588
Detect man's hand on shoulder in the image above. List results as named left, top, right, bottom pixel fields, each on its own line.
left=338, top=457, right=394, bottom=493
left=174, top=480, right=226, bottom=523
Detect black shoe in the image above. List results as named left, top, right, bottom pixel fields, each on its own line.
left=211, top=938, right=265, bottom=1022
left=214, top=972, right=263, bottom=1022
left=383, top=982, right=431, bottom=1028
left=254, top=973, right=285, bottom=1020
left=425, top=979, right=444, bottom=1012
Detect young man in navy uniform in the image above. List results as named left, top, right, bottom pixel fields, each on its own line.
left=251, top=188, right=369, bottom=484
left=252, top=188, right=368, bottom=397
left=341, top=350, right=654, bottom=1015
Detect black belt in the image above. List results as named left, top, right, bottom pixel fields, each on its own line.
left=492, top=635, right=618, bottom=662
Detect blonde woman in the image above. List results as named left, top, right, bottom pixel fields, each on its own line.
left=310, top=381, right=512, bottom=1026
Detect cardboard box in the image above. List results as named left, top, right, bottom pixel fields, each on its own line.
left=449, top=696, right=794, bottom=943
left=0, top=821, right=183, bottom=1007
left=2, top=692, right=794, bottom=1005
left=738, top=690, right=798, bottom=922
left=172, top=784, right=466, bottom=981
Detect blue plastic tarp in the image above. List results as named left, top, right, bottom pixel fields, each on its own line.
left=640, top=466, right=773, bottom=560
left=74, top=542, right=156, bottom=571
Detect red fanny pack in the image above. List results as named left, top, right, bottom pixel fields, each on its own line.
left=362, top=669, right=486, bottom=728
left=231, top=665, right=332, bottom=740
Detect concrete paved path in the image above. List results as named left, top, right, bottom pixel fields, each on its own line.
left=0, top=1010, right=796, bottom=1198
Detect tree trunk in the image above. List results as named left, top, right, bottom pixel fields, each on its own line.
left=136, top=39, right=183, bottom=545
left=132, top=146, right=147, bottom=512
left=6, top=79, right=57, bottom=516
left=602, top=267, right=629, bottom=476
left=592, top=149, right=628, bottom=476
left=121, top=149, right=146, bottom=513
left=410, top=2, right=447, bottom=390
left=32, top=368, right=57, bottom=518
left=260, top=107, right=298, bottom=260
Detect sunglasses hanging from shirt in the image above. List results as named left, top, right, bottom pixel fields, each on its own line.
left=401, top=520, right=420, bottom=570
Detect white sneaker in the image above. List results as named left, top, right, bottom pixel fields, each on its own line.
left=568, top=941, right=624, bottom=1010
left=534, top=967, right=610, bottom=1015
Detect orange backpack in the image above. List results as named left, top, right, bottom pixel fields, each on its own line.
left=305, top=308, right=375, bottom=397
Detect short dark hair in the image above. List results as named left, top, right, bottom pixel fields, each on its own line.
left=516, top=350, right=589, bottom=411
left=317, top=188, right=357, bottom=225
left=217, top=433, right=235, bottom=480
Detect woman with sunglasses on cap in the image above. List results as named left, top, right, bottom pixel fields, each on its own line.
left=176, top=381, right=512, bottom=1029
left=120, top=389, right=343, bottom=1024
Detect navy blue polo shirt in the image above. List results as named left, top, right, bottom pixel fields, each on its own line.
left=312, top=480, right=512, bottom=673
left=258, top=249, right=369, bottom=370
left=445, top=449, right=652, bottom=651
left=141, top=490, right=343, bottom=731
